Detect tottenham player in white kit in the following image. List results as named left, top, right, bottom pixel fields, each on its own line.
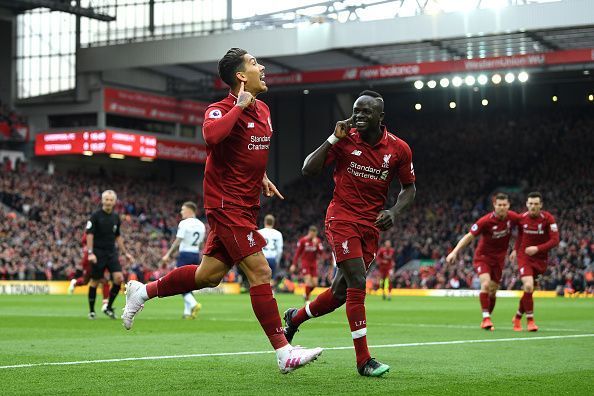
left=162, top=201, right=206, bottom=319
left=258, top=214, right=284, bottom=287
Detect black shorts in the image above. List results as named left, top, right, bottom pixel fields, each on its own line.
left=90, top=249, right=121, bottom=279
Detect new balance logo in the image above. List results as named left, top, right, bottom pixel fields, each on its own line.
left=247, top=232, right=256, bottom=247
left=284, top=357, right=301, bottom=368
left=351, top=150, right=362, bottom=156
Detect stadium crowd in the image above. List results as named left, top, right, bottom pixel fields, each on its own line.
left=262, top=109, right=594, bottom=293
left=0, top=100, right=28, bottom=141
left=0, top=166, right=201, bottom=282
left=1, top=109, right=592, bottom=293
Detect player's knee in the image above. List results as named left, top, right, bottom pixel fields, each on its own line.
left=524, top=284, right=534, bottom=293
left=348, top=273, right=366, bottom=290
left=205, top=273, right=224, bottom=288
left=330, top=284, right=347, bottom=302
left=250, top=264, right=272, bottom=284
left=489, top=281, right=499, bottom=294
left=113, top=274, right=124, bottom=284
left=480, top=280, right=490, bottom=291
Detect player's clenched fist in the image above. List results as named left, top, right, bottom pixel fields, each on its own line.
left=333, top=116, right=353, bottom=139
left=236, top=81, right=255, bottom=109
left=445, top=252, right=456, bottom=265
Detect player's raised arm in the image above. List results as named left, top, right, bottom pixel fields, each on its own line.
left=446, top=232, right=476, bottom=264
left=302, top=117, right=352, bottom=176
left=202, top=82, right=253, bottom=146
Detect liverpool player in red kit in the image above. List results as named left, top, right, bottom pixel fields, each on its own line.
left=510, top=192, right=559, bottom=332
left=122, top=48, right=322, bottom=373
left=284, top=91, right=416, bottom=377
left=446, top=193, right=520, bottom=330
left=376, top=240, right=395, bottom=300
left=291, top=225, right=323, bottom=302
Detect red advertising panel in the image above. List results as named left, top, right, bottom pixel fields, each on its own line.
left=35, top=131, right=91, bottom=155
left=105, top=131, right=157, bottom=158
left=215, top=48, right=594, bottom=88
left=104, top=87, right=209, bottom=126
left=35, top=130, right=157, bottom=158
left=35, top=130, right=204, bottom=163
left=156, top=139, right=207, bottom=164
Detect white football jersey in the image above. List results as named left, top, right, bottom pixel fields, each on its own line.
left=258, top=227, right=284, bottom=261
left=177, top=217, right=206, bottom=253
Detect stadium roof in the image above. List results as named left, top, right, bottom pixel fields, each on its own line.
left=77, top=0, right=594, bottom=91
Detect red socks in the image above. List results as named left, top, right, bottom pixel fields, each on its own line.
left=250, top=284, right=289, bottom=350
left=489, top=295, right=497, bottom=314
left=523, top=292, right=534, bottom=317
left=516, top=292, right=534, bottom=319
left=146, top=265, right=198, bottom=299
left=305, top=285, right=313, bottom=301
left=346, top=288, right=371, bottom=368
left=479, top=292, right=490, bottom=316
left=292, top=288, right=344, bottom=327
left=102, top=282, right=110, bottom=299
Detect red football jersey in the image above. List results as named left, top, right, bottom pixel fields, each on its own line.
left=202, top=93, right=273, bottom=209
left=376, top=247, right=395, bottom=270
left=470, top=211, right=520, bottom=259
left=293, top=236, right=323, bottom=265
left=515, top=211, right=560, bottom=261
left=324, top=126, right=415, bottom=227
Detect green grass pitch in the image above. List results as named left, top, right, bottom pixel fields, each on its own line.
left=0, top=293, right=593, bottom=395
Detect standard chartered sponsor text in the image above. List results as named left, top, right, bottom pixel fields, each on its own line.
left=347, top=161, right=381, bottom=180
left=248, top=135, right=271, bottom=150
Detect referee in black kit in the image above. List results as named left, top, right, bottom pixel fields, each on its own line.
left=86, top=190, right=134, bottom=319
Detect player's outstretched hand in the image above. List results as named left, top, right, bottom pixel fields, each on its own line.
left=289, top=265, right=296, bottom=274
left=375, top=210, right=395, bottom=231
left=262, top=175, right=284, bottom=199
left=509, top=250, right=517, bottom=262
left=161, top=254, right=170, bottom=263
left=88, top=253, right=97, bottom=264
left=445, top=252, right=456, bottom=265
left=236, top=82, right=255, bottom=109
left=333, top=116, right=353, bottom=139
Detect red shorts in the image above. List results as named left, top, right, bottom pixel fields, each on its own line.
left=203, top=207, right=266, bottom=265
left=325, top=221, right=379, bottom=270
left=473, top=256, right=505, bottom=284
left=518, top=255, right=547, bottom=277
left=300, top=261, right=318, bottom=277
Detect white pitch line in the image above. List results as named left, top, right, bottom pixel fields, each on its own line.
left=203, top=317, right=586, bottom=332
left=1, top=333, right=592, bottom=370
